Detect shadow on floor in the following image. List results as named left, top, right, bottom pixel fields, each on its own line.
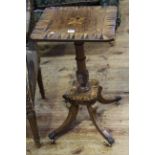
left=38, top=44, right=67, bottom=57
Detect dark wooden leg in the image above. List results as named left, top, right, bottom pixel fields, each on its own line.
left=87, top=105, right=115, bottom=145
left=48, top=104, right=79, bottom=143
left=74, top=42, right=90, bottom=92
left=27, top=105, right=41, bottom=148
left=37, top=67, right=45, bottom=99
left=98, top=86, right=121, bottom=104
left=116, top=5, right=121, bottom=28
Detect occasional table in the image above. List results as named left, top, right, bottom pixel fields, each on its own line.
left=31, top=6, right=121, bottom=145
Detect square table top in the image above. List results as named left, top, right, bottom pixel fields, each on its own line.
left=30, top=6, right=117, bottom=42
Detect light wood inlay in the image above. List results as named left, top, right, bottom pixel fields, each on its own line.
left=31, top=6, right=117, bottom=41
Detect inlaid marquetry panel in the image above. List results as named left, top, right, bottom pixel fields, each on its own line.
left=31, top=6, right=117, bottom=41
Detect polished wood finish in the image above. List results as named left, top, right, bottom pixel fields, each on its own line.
left=49, top=79, right=121, bottom=145
left=49, top=104, right=79, bottom=143
left=31, top=6, right=117, bottom=41
left=75, top=42, right=89, bottom=92
left=30, top=5, right=122, bottom=145
left=48, top=41, right=121, bottom=145
left=27, top=0, right=128, bottom=152
left=49, top=41, right=121, bottom=145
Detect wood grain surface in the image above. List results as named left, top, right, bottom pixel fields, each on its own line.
left=31, top=6, right=117, bottom=41
left=27, top=0, right=129, bottom=154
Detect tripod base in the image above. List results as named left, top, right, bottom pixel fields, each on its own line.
left=48, top=79, right=121, bottom=145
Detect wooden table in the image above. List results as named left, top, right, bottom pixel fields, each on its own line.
left=31, top=6, right=121, bottom=146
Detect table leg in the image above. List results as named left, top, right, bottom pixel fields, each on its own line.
left=87, top=105, right=115, bottom=145
left=74, top=42, right=90, bottom=92
left=48, top=41, right=121, bottom=144
left=48, top=104, right=79, bottom=143
left=98, top=86, right=122, bottom=104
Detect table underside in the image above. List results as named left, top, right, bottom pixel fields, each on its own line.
left=31, top=6, right=117, bottom=41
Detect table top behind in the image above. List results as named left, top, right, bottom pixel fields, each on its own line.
left=31, top=6, right=117, bottom=42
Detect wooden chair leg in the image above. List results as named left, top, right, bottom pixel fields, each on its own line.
left=27, top=108, right=41, bottom=148
left=37, top=67, right=45, bottom=99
